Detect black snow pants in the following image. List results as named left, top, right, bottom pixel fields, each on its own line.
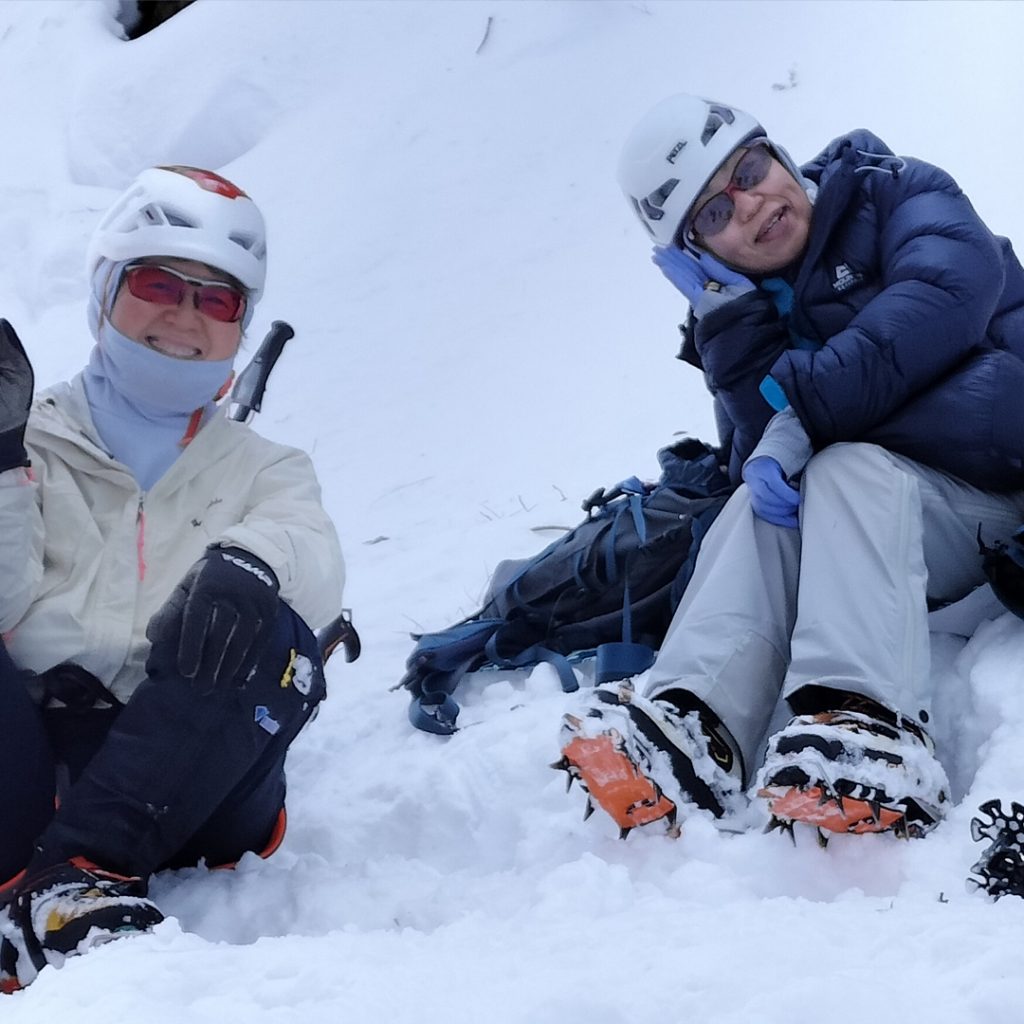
left=0, top=599, right=326, bottom=884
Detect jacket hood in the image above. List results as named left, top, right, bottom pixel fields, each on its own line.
left=801, top=130, right=904, bottom=189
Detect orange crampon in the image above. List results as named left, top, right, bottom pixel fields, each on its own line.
left=559, top=729, right=677, bottom=835
left=760, top=784, right=905, bottom=835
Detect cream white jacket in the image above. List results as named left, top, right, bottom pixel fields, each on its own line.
left=0, top=376, right=344, bottom=702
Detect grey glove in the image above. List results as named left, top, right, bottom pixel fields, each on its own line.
left=0, top=319, right=33, bottom=473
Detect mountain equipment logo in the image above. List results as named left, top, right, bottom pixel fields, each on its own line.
left=831, top=262, right=864, bottom=294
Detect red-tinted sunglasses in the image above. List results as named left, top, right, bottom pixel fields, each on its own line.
left=122, top=263, right=247, bottom=324
left=689, top=144, right=773, bottom=239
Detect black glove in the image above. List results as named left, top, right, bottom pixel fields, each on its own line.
left=146, top=545, right=280, bottom=691
left=0, top=319, right=34, bottom=473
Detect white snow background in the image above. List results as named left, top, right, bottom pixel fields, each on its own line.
left=4, top=0, right=1024, bottom=1019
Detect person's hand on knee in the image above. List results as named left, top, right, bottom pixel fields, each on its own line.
left=146, top=546, right=280, bottom=692
left=742, top=457, right=801, bottom=529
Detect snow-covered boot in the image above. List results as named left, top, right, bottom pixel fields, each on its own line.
left=757, top=698, right=949, bottom=839
left=555, top=682, right=744, bottom=837
left=0, top=857, right=163, bottom=993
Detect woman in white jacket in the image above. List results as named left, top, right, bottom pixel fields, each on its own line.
left=0, top=165, right=345, bottom=992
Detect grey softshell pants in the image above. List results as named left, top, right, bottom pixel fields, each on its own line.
left=644, top=442, right=1024, bottom=783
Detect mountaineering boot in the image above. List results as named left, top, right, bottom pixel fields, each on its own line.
left=0, top=857, right=163, bottom=993
left=556, top=681, right=744, bottom=837
left=757, top=696, right=949, bottom=839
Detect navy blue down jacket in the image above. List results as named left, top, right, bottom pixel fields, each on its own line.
left=679, top=130, right=1024, bottom=490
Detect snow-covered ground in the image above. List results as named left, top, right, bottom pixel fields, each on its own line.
left=4, top=1, right=1024, bottom=1019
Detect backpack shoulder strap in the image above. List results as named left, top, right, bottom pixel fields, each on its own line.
left=483, top=634, right=580, bottom=694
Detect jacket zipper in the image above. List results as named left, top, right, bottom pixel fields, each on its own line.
left=136, top=496, right=147, bottom=582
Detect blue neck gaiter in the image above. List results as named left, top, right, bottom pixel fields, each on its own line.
left=82, top=320, right=234, bottom=490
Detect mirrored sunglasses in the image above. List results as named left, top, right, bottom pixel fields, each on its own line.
left=122, top=263, right=247, bottom=323
left=690, top=144, right=773, bottom=239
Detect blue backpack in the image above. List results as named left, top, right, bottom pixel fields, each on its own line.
left=397, top=438, right=734, bottom=734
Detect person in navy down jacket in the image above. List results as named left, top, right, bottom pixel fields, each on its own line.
left=0, top=166, right=344, bottom=991
left=558, top=94, right=1024, bottom=843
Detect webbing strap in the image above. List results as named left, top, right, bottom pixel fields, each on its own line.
left=484, top=635, right=580, bottom=694
left=627, top=490, right=646, bottom=543
left=408, top=690, right=463, bottom=736
left=593, top=641, right=656, bottom=685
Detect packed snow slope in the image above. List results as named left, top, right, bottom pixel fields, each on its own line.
left=4, top=1, right=1024, bottom=1020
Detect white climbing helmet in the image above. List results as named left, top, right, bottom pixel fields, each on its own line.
left=617, top=94, right=766, bottom=247
left=86, top=165, right=267, bottom=302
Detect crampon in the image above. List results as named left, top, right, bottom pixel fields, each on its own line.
left=555, top=720, right=679, bottom=838
left=760, top=778, right=911, bottom=847
left=757, top=706, right=947, bottom=845
left=555, top=683, right=743, bottom=839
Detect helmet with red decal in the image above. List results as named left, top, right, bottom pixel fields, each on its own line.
left=86, top=165, right=267, bottom=302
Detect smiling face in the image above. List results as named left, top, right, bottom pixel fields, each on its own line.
left=109, top=257, right=244, bottom=361
left=691, top=147, right=813, bottom=274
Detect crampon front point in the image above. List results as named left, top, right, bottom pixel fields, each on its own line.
left=760, top=781, right=907, bottom=842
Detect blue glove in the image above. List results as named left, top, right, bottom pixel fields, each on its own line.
left=651, top=246, right=753, bottom=305
left=742, top=457, right=801, bottom=529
